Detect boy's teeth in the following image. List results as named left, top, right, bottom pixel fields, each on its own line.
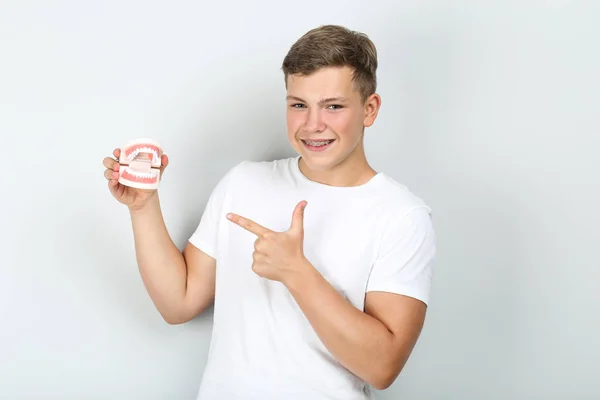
left=305, top=140, right=332, bottom=146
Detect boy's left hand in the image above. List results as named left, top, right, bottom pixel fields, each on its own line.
left=226, top=200, right=311, bottom=284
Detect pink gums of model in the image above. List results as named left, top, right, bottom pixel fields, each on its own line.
left=118, top=138, right=163, bottom=189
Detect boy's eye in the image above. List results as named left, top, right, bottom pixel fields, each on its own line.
left=289, top=104, right=343, bottom=109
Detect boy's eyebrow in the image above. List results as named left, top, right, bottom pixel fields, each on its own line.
left=286, top=95, right=349, bottom=105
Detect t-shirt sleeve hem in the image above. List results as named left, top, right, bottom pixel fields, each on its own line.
left=366, top=283, right=430, bottom=305
left=187, top=236, right=217, bottom=259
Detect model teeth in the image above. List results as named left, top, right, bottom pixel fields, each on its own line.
left=126, top=170, right=154, bottom=178
left=129, top=171, right=152, bottom=178
left=127, top=147, right=159, bottom=163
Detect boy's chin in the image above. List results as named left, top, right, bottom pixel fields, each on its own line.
left=299, top=154, right=340, bottom=171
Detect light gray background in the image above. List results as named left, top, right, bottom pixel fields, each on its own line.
left=1, top=1, right=598, bottom=399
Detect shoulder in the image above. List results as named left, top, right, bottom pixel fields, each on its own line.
left=365, top=175, right=437, bottom=305
left=368, top=174, right=436, bottom=253
left=372, top=173, right=432, bottom=222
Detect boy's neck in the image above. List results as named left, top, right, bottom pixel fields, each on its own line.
left=298, top=150, right=377, bottom=188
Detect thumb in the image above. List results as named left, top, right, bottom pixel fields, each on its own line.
left=290, top=200, right=307, bottom=233
left=159, top=154, right=169, bottom=176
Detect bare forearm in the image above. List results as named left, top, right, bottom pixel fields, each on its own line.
left=129, top=195, right=187, bottom=320
left=284, top=264, right=397, bottom=389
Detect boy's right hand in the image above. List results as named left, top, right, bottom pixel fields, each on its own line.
left=103, top=148, right=169, bottom=211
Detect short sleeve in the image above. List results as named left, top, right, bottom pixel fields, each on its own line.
left=365, top=207, right=437, bottom=305
left=187, top=162, right=242, bottom=259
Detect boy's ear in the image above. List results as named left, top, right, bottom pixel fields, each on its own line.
left=363, top=93, right=381, bottom=128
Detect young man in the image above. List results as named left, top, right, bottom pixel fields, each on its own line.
left=102, top=25, right=436, bottom=400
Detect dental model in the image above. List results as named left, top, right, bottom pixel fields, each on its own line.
left=118, top=138, right=163, bottom=190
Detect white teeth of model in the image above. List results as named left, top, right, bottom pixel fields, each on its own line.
left=306, top=140, right=330, bottom=146
left=131, top=171, right=152, bottom=178
left=127, top=149, right=138, bottom=161
left=126, top=147, right=159, bottom=162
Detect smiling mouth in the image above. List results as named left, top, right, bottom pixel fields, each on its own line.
left=118, top=139, right=163, bottom=189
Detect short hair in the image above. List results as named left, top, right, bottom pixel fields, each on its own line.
left=281, top=25, right=378, bottom=102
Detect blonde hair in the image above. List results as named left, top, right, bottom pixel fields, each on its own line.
left=281, top=25, right=378, bottom=102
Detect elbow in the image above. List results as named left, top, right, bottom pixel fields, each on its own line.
left=160, top=302, right=209, bottom=325
left=368, top=340, right=417, bottom=390
left=159, top=308, right=193, bottom=325
left=163, top=314, right=189, bottom=325
left=369, top=373, right=397, bottom=391
left=367, top=360, right=404, bottom=390
left=155, top=298, right=198, bottom=325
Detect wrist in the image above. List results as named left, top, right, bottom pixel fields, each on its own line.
left=284, top=258, right=321, bottom=296
left=129, top=195, right=160, bottom=216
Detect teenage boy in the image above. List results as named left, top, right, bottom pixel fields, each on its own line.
left=102, top=24, right=436, bottom=400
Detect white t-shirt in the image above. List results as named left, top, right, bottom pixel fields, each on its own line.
left=188, top=156, right=436, bottom=400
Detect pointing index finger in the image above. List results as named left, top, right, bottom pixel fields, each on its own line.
left=227, top=213, right=271, bottom=237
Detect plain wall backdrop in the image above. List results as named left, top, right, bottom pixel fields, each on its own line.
left=1, top=1, right=598, bottom=399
